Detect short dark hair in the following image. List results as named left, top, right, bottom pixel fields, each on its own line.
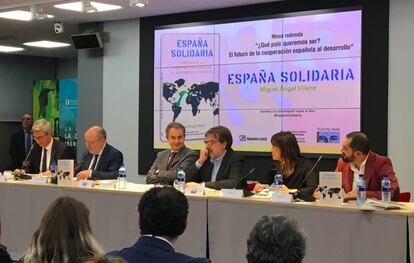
left=246, top=215, right=306, bottom=263
left=138, top=187, right=188, bottom=239
left=165, top=122, right=186, bottom=138
left=346, top=131, right=370, bottom=154
left=205, top=126, right=233, bottom=149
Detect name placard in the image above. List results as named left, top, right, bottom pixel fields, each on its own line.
left=221, top=189, right=243, bottom=198
left=30, top=176, right=48, bottom=184
left=78, top=180, right=93, bottom=188
left=185, top=187, right=204, bottom=196
left=271, top=193, right=293, bottom=203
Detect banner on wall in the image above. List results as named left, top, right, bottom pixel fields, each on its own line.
left=33, top=79, right=78, bottom=151
left=33, top=80, right=60, bottom=137
left=59, top=79, right=78, bottom=148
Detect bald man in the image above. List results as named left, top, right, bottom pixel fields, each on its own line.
left=76, top=126, right=123, bottom=180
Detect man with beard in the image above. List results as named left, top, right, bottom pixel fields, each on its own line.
left=186, top=126, right=245, bottom=190
left=336, top=131, right=399, bottom=200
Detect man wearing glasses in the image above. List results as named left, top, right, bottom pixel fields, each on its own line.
left=147, top=122, right=198, bottom=185
left=9, top=113, right=33, bottom=169
left=76, top=126, right=123, bottom=180
left=186, top=126, right=245, bottom=190
left=13, top=119, right=73, bottom=174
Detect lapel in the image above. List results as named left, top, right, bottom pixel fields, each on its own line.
left=363, top=152, right=376, bottom=186
left=50, top=140, right=57, bottom=166
left=171, top=146, right=186, bottom=168
left=96, top=144, right=109, bottom=170
left=341, top=162, right=353, bottom=192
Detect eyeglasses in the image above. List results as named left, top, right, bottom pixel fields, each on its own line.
left=204, top=140, right=219, bottom=146
left=33, top=133, right=46, bottom=140
left=22, top=117, right=31, bottom=121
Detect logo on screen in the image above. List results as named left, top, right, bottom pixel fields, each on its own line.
left=239, top=135, right=247, bottom=142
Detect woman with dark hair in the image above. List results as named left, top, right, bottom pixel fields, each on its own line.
left=22, top=196, right=103, bottom=263
left=0, top=219, right=13, bottom=263
left=254, top=131, right=318, bottom=201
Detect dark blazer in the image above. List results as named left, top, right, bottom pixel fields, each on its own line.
left=147, top=146, right=198, bottom=185
left=108, top=236, right=210, bottom=263
left=0, top=245, right=12, bottom=263
left=260, top=157, right=318, bottom=200
left=336, top=151, right=400, bottom=200
left=9, top=129, right=28, bottom=170
left=26, top=139, right=74, bottom=174
left=76, top=143, right=123, bottom=180
left=187, top=148, right=245, bottom=190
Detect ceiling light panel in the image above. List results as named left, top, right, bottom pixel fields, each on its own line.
left=54, top=1, right=122, bottom=12
left=23, top=41, right=71, bottom=48
left=0, top=10, right=32, bottom=21
left=0, top=45, right=25, bottom=52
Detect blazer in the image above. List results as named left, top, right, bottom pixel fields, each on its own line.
left=336, top=151, right=400, bottom=200
left=187, top=148, right=245, bottom=190
left=147, top=145, right=198, bottom=185
left=26, top=139, right=74, bottom=174
left=8, top=129, right=28, bottom=170
left=260, top=157, right=319, bottom=200
left=108, top=236, right=210, bottom=263
left=76, top=143, right=123, bottom=180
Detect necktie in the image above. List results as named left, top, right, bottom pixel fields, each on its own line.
left=90, top=155, right=99, bottom=171
left=41, top=148, right=47, bottom=172
left=167, top=152, right=177, bottom=170
left=25, top=132, right=32, bottom=155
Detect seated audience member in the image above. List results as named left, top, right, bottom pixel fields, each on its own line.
left=254, top=132, right=318, bottom=201
left=22, top=196, right=103, bottom=263
left=76, top=126, right=123, bottom=180
left=246, top=215, right=306, bottom=263
left=335, top=131, right=399, bottom=200
left=109, top=187, right=210, bottom=263
left=0, top=219, right=12, bottom=263
left=147, top=122, right=198, bottom=185
left=9, top=113, right=33, bottom=170
left=14, top=119, right=73, bottom=175
left=186, top=126, right=245, bottom=190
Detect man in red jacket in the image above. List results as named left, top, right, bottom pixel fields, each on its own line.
left=337, top=131, right=399, bottom=200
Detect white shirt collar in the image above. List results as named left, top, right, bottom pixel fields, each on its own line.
left=350, top=152, right=369, bottom=175
left=141, top=234, right=174, bottom=249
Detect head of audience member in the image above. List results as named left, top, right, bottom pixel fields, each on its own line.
left=21, top=114, right=33, bottom=131
left=85, top=256, right=127, bottom=263
left=341, top=131, right=370, bottom=166
left=271, top=131, right=301, bottom=175
left=138, top=187, right=188, bottom=243
left=246, top=215, right=306, bottom=263
left=85, top=126, right=107, bottom=155
left=165, top=122, right=186, bottom=152
left=23, top=196, right=103, bottom=263
left=32, top=119, right=53, bottom=148
left=204, top=126, right=233, bottom=160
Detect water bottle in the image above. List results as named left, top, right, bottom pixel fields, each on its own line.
left=356, top=174, right=366, bottom=206
left=175, top=166, right=186, bottom=193
left=381, top=175, right=391, bottom=203
left=118, top=164, right=127, bottom=190
left=274, top=171, right=283, bottom=194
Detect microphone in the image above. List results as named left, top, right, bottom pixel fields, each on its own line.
left=233, top=168, right=256, bottom=190
left=293, top=155, right=323, bottom=201
left=74, top=160, right=85, bottom=171
left=17, top=143, right=36, bottom=172
left=13, top=143, right=36, bottom=180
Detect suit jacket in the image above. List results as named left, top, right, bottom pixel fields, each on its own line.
left=260, top=157, right=318, bottom=200
left=147, top=146, right=198, bottom=185
left=26, top=139, right=74, bottom=174
left=108, top=236, right=210, bottom=263
left=336, top=151, right=400, bottom=200
left=9, top=129, right=28, bottom=170
left=187, top=148, right=245, bottom=190
left=76, top=143, right=123, bottom=180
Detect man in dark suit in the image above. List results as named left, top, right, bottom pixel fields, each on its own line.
left=13, top=119, right=73, bottom=174
left=76, top=126, right=123, bottom=180
left=9, top=113, right=33, bottom=170
left=336, top=131, right=400, bottom=200
left=186, top=126, right=245, bottom=190
left=147, top=122, right=197, bottom=185
left=108, top=186, right=210, bottom=263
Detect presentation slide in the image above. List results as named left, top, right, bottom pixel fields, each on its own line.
left=153, top=9, right=361, bottom=154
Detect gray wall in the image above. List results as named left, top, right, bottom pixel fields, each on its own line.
left=56, top=57, right=78, bottom=80
left=103, top=20, right=141, bottom=183
left=388, top=0, right=414, bottom=193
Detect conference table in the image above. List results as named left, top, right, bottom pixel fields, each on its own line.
left=1, top=181, right=413, bottom=263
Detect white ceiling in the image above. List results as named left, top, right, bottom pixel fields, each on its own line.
left=0, top=0, right=277, bottom=58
